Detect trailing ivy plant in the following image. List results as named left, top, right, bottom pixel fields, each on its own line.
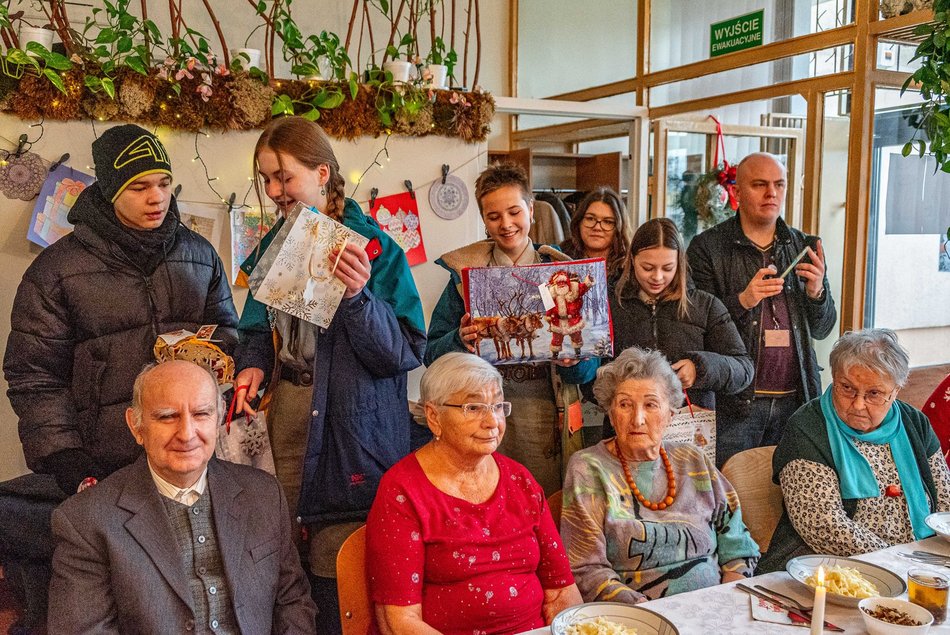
left=4, top=42, right=73, bottom=94
left=902, top=0, right=950, bottom=171
left=80, top=0, right=160, bottom=98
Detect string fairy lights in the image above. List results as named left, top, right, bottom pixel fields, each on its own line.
left=349, top=132, right=392, bottom=199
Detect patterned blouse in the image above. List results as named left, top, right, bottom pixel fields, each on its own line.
left=366, top=452, right=574, bottom=635
left=780, top=444, right=950, bottom=555
left=562, top=441, right=759, bottom=603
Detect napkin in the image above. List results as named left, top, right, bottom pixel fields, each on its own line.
left=749, top=595, right=811, bottom=627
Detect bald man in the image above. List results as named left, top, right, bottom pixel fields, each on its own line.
left=687, top=152, right=837, bottom=467
left=48, top=361, right=315, bottom=634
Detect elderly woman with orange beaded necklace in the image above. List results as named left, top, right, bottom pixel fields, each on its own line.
left=561, top=347, right=760, bottom=602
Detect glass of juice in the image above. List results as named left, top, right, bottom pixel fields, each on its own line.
left=908, top=568, right=950, bottom=624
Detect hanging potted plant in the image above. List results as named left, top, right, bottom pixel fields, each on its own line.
left=382, top=33, right=414, bottom=83
left=424, top=36, right=455, bottom=89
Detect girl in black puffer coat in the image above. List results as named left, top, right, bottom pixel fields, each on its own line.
left=608, top=218, right=753, bottom=415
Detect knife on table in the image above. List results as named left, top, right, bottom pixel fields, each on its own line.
left=736, top=583, right=845, bottom=632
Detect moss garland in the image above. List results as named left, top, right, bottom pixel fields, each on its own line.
left=0, top=68, right=494, bottom=142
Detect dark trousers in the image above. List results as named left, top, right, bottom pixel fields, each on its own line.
left=0, top=474, right=67, bottom=629
left=311, top=574, right=343, bottom=635
left=716, top=394, right=802, bottom=468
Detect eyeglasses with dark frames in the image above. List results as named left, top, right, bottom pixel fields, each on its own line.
left=581, top=215, right=617, bottom=231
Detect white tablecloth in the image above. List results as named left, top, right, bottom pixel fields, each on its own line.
left=520, top=537, right=950, bottom=634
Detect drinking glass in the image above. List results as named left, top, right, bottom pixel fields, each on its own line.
left=908, top=568, right=949, bottom=624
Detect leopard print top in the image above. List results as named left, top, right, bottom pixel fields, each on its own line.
left=779, top=443, right=950, bottom=556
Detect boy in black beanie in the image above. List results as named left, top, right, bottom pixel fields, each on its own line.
left=0, top=123, right=239, bottom=633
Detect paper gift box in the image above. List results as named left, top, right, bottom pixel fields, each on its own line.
left=247, top=202, right=368, bottom=328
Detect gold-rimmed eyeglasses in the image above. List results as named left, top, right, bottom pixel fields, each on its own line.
left=442, top=402, right=512, bottom=419
left=832, top=381, right=895, bottom=407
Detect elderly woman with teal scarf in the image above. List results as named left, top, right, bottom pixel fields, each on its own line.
left=759, top=328, right=950, bottom=572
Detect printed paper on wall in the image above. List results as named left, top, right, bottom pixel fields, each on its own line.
left=27, top=164, right=95, bottom=248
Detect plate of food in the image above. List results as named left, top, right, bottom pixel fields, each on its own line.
left=786, top=555, right=906, bottom=607
left=550, top=602, right=679, bottom=635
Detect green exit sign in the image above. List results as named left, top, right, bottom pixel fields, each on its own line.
left=710, top=10, right=764, bottom=58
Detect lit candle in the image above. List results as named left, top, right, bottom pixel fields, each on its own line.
left=810, top=565, right=826, bottom=635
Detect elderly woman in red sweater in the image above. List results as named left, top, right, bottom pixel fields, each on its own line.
left=366, top=352, right=582, bottom=635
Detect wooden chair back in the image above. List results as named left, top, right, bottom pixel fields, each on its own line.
left=336, top=524, right=370, bottom=635
left=721, top=446, right=783, bottom=553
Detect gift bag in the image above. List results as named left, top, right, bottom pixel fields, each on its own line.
left=154, top=330, right=234, bottom=385
left=247, top=202, right=369, bottom=328
left=665, top=405, right=716, bottom=465
left=216, top=411, right=275, bottom=475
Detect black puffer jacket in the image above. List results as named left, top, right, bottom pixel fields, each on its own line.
left=610, top=287, right=754, bottom=410
left=686, top=214, right=837, bottom=417
left=4, top=185, right=238, bottom=484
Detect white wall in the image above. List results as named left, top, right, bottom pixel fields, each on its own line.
left=0, top=113, right=488, bottom=480
left=0, top=1, right=510, bottom=480
left=517, top=0, right=636, bottom=99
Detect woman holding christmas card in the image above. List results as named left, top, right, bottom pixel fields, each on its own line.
left=233, top=116, right=426, bottom=634
left=425, top=163, right=595, bottom=496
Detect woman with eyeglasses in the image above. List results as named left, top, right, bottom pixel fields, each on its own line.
left=425, top=163, right=595, bottom=497
left=759, top=328, right=950, bottom=572
left=560, top=187, right=631, bottom=279
left=366, top=353, right=582, bottom=635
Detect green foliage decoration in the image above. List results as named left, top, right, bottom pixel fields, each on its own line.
left=903, top=0, right=950, bottom=172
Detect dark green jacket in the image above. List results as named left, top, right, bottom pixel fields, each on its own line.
left=758, top=398, right=940, bottom=572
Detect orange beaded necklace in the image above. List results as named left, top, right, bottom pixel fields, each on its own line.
left=614, top=440, right=676, bottom=511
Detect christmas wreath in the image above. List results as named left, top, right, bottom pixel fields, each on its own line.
left=695, top=116, right=738, bottom=228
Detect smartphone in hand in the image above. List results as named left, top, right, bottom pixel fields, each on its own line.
left=779, top=247, right=810, bottom=279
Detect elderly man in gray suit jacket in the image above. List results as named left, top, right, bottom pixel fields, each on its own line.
left=48, top=360, right=316, bottom=634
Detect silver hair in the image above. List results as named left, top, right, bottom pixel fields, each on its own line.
left=129, top=361, right=225, bottom=429
left=420, top=352, right=503, bottom=405
left=830, top=328, right=910, bottom=388
left=593, top=347, right=684, bottom=409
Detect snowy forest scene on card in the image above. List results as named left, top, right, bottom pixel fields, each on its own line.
left=464, top=259, right=613, bottom=366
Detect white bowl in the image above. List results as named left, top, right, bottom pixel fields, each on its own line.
left=859, top=596, right=934, bottom=635
left=925, top=512, right=950, bottom=544
left=550, top=602, right=679, bottom=635
left=786, top=555, right=906, bottom=607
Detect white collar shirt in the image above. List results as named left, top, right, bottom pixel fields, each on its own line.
left=148, top=462, right=208, bottom=507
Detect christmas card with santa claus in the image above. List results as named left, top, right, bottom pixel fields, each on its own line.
left=462, top=258, right=613, bottom=365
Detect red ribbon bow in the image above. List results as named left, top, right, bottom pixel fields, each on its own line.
left=60, top=178, right=86, bottom=196
left=708, top=116, right=739, bottom=211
